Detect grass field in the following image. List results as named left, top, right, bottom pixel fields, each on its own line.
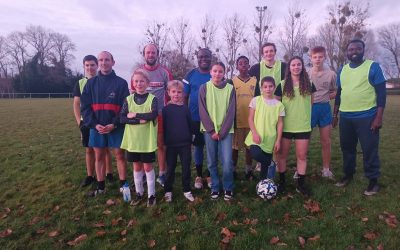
left=0, top=97, right=399, bottom=249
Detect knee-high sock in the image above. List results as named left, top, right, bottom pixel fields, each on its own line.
left=146, top=169, right=156, bottom=198
left=134, top=170, right=144, bottom=195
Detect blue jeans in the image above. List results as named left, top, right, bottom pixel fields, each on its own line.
left=204, top=133, right=234, bottom=193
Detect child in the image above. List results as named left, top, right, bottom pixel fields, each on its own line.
left=232, top=56, right=257, bottom=180
left=274, top=56, right=316, bottom=196
left=163, top=80, right=195, bottom=202
left=120, top=69, right=158, bottom=207
left=199, top=62, right=236, bottom=201
left=308, top=46, right=337, bottom=178
left=245, top=76, right=284, bottom=181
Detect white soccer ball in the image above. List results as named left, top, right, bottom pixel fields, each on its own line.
left=256, top=178, right=277, bottom=200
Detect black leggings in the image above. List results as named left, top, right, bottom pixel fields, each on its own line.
left=249, top=145, right=272, bottom=180
left=165, top=145, right=192, bottom=193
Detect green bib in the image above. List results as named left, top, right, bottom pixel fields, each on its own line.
left=259, top=60, right=282, bottom=89
left=121, top=94, right=157, bottom=152
left=281, top=82, right=312, bottom=133
left=245, top=97, right=284, bottom=153
left=79, top=78, right=88, bottom=94
left=339, top=60, right=376, bottom=112
left=200, top=81, right=234, bottom=133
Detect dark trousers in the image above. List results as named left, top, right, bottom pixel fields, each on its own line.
left=165, top=145, right=192, bottom=192
left=339, top=115, right=380, bottom=179
left=249, top=145, right=273, bottom=180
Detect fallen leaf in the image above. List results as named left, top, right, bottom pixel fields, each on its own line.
left=36, top=228, right=46, bottom=234
left=215, top=212, right=227, bottom=223
left=106, top=199, right=116, bottom=206
left=48, top=230, right=59, bottom=237
left=362, top=217, right=369, bottom=222
left=221, top=227, right=236, bottom=240
left=364, top=231, right=378, bottom=241
left=270, top=236, right=280, bottom=245
left=53, top=205, right=60, bottom=212
left=67, top=234, right=87, bottom=246
left=231, top=220, right=240, bottom=226
left=176, top=214, right=188, bottom=222
left=127, top=219, right=137, bottom=227
left=284, top=213, right=291, bottom=223
left=111, top=217, right=123, bottom=226
left=221, top=236, right=231, bottom=244
left=250, top=218, right=258, bottom=225
left=121, top=237, right=127, bottom=242
left=298, top=236, right=306, bottom=248
left=28, top=216, right=41, bottom=225
left=277, top=242, right=288, bottom=246
left=377, top=242, right=384, bottom=250
left=93, top=222, right=105, bottom=228
left=384, top=217, right=398, bottom=228
left=1, top=214, right=7, bottom=219
left=121, top=229, right=127, bottom=236
left=4, top=208, right=11, bottom=214
left=171, top=246, right=177, bottom=250
left=148, top=239, right=156, bottom=248
left=242, top=207, right=250, bottom=213
left=303, top=199, right=321, bottom=213
left=73, top=217, right=80, bottom=221
left=103, top=209, right=112, bottom=215
left=307, top=234, right=320, bottom=242
left=0, top=228, right=12, bottom=238
left=96, top=230, right=106, bottom=237
left=249, top=227, right=257, bottom=235
left=243, top=218, right=251, bottom=225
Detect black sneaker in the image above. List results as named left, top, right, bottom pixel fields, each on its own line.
left=80, top=176, right=95, bottom=188
left=147, top=195, right=156, bottom=207
left=106, top=173, right=115, bottom=183
left=130, top=193, right=143, bottom=206
left=224, top=191, right=233, bottom=201
left=335, top=175, right=353, bottom=187
left=364, top=180, right=380, bottom=196
left=87, top=188, right=105, bottom=197
left=296, top=185, right=310, bottom=197
left=210, top=191, right=219, bottom=200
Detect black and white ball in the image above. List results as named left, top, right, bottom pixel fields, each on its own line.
left=256, top=179, right=277, bottom=200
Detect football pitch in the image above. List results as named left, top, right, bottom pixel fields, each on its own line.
left=0, top=97, right=399, bottom=249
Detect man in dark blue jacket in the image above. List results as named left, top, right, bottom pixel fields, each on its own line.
left=81, top=51, right=130, bottom=196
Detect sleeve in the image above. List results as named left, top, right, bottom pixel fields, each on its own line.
left=369, top=62, right=386, bottom=85
left=336, top=67, right=343, bottom=88
left=249, top=97, right=257, bottom=109
left=249, top=63, right=261, bottom=96
left=136, top=97, right=158, bottom=121
left=278, top=102, right=285, bottom=116
left=281, top=62, right=287, bottom=81
left=374, top=83, right=386, bottom=108
left=112, top=81, right=131, bottom=126
left=330, top=71, right=337, bottom=91
left=183, top=70, right=193, bottom=94
left=73, top=81, right=81, bottom=97
left=80, top=81, right=97, bottom=128
left=218, top=87, right=236, bottom=139
left=198, top=84, right=215, bottom=133
left=120, top=98, right=140, bottom=125
left=162, top=107, right=168, bottom=143
left=274, top=83, right=282, bottom=97
left=334, top=67, right=343, bottom=107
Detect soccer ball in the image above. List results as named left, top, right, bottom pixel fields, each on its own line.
left=256, top=179, right=277, bottom=200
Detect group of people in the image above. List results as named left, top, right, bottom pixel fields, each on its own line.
left=73, top=39, right=386, bottom=207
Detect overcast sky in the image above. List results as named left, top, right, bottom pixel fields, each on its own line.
left=1, top=0, right=399, bottom=81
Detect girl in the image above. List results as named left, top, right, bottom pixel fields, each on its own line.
left=120, top=69, right=158, bottom=207
left=245, top=76, right=284, bottom=181
left=274, top=56, right=316, bottom=196
left=199, top=62, right=236, bottom=201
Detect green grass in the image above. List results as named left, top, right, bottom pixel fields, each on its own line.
left=0, top=97, right=399, bottom=249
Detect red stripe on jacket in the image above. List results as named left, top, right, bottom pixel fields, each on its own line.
left=91, top=104, right=121, bottom=113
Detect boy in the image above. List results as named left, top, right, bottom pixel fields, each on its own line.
left=163, top=80, right=195, bottom=202
left=232, top=56, right=257, bottom=179
left=72, top=55, right=113, bottom=188
left=308, top=46, right=337, bottom=178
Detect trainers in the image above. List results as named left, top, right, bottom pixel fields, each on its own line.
left=321, top=168, right=334, bottom=179
left=210, top=191, right=219, bottom=200
left=106, top=173, right=115, bottom=183
left=183, top=192, right=195, bottom=202
left=194, top=176, right=203, bottom=189
left=224, top=191, right=233, bottom=201
left=293, top=171, right=299, bottom=179
left=87, top=188, right=105, bottom=197
left=363, top=180, right=380, bottom=196
left=296, top=185, right=310, bottom=196
left=335, top=175, right=353, bottom=187
left=255, top=162, right=261, bottom=172
left=164, top=192, right=172, bottom=202
left=130, top=193, right=143, bottom=206
left=156, top=175, right=165, bottom=187
left=147, top=195, right=156, bottom=207
left=80, top=176, right=95, bottom=188
left=206, top=177, right=212, bottom=188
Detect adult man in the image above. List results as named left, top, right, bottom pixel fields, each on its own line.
left=183, top=48, right=212, bottom=189
left=134, top=43, right=173, bottom=186
left=73, top=55, right=114, bottom=188
left=308, top=47, right=337, bottom=178
left=81, top=51, right=129, bottom=196
left=249, top=42, right=287, bottom=96
left=333, top=39, right=386, bottom=196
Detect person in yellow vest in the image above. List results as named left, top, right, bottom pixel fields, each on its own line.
left=73, top=55, right=113, bottom=187
left=199, top=62, right=236, bottom=201
left=333, top=39, right=386, bottom=196
left=232, top=56, right=257, bottom=180
left=245, top=76, right=284, bottom=181
left=120, top=69, right=158, bottom=207
left=274, top=56, right=316, bottom=196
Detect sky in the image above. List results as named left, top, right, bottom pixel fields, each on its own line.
left=0, top=0, right=399, bottom=81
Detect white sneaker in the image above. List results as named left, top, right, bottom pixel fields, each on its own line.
left=321, top=168, right=334, bottom=179
left=164, top=192, right=172, bottom=203
left=293, top=171, right=299, bottom=179
left=194, top=176, right=203, bottom=189
left=183, top=191, right=195, bottom=202
left=255, top=162, right=261, bottom=172
left=206, top=177, right=212, bottom=188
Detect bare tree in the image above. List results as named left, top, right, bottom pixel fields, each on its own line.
left=49, top=32, right=76, bottom=66
left=279, top=3, right=309, bottom=61
left=143, top=20, right=170, bottom=65
left=6, top=31, right=28, bottom=78
left=25, top=25, right=53, bottom=66
left=378, top=23, right=400, bottom=78
left=0, top=36, right=10, bottom=78
left=221, top=13, right=246, bottom=79
left=198, top=15, right=218, bottom=50
left=252, top=6, right=273, bottom=62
